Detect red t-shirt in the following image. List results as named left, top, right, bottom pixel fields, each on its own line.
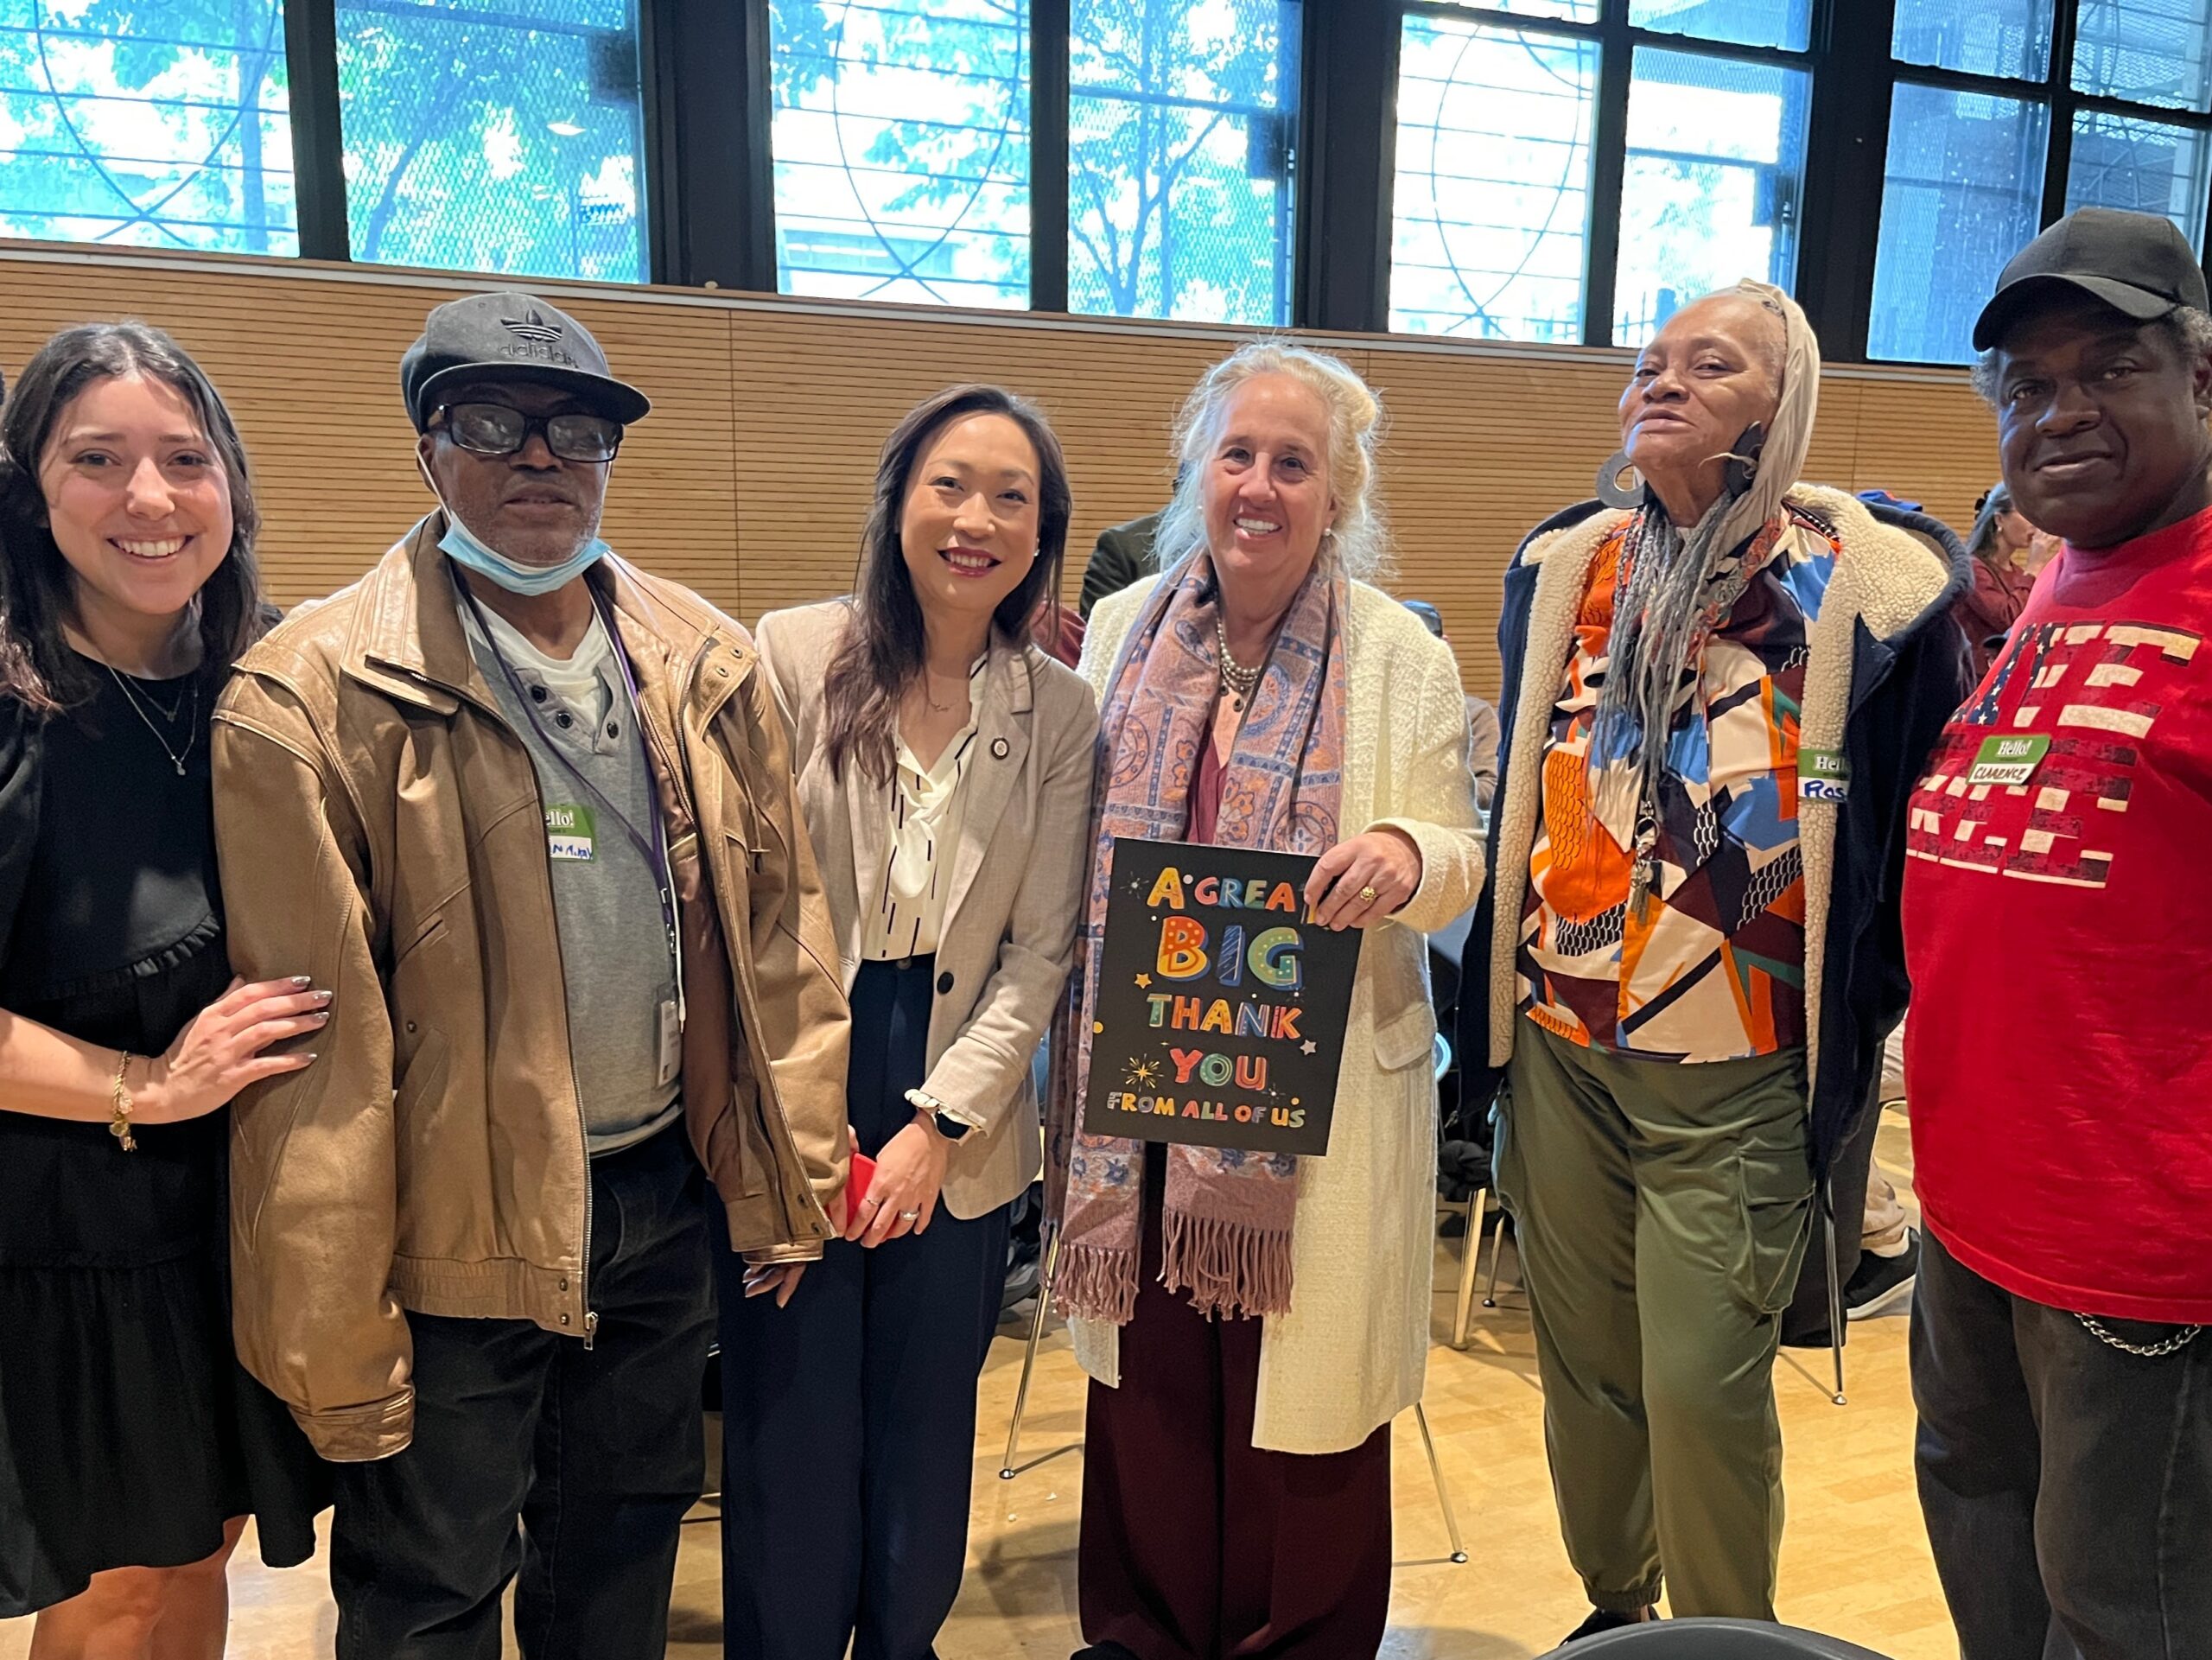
left=1904, top=503, right=2212, bottom=1323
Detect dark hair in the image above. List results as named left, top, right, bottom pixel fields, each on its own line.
left=0, top=321, right=267, bottom=715
left=821, top=385, right=1072, bottom=784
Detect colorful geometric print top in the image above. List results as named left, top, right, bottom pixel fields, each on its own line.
left=1518, top=506, right=1840, bottom=1062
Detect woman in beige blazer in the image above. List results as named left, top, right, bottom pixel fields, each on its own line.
left=717, top=385, right=1096, bottom=1660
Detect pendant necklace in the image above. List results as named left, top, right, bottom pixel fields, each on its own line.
left=1214, top=614, right=1262, bottom=711
left=105, top=662, right=199, bottom=776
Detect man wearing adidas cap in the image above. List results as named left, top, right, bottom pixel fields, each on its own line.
left=210, top=290, right=851, bottom=1655
left=1905, top=207, right=2212, bottom=1657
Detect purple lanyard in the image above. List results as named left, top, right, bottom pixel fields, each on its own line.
left=455, top=575, right=683, bottom=984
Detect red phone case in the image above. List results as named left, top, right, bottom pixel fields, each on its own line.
left=847, top=1149, right=876, bottom=1214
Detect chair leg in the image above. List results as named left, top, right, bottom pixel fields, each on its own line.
left=1413, top=1402, right=1468, bottom=1564
left=1452, top=1187, right=1485, bottom=1348
left=1481, top=1204, right=1510, bottom=1307
left=1822, top=1178, right=1848, bottom=1407
left=1000, top=1229, right=1062, bottom=1479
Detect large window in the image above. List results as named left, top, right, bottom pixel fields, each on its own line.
left=1391, top=15, right=1598, bottom=341
left=1874, top=0, right=2212, bottom=362
left=1614, top=48, right=1809, bottom=340
left=1390, top=1, right=1813, bottom=347
left=1068, top=0, right=1300, bottom=326
left=0, top=0, right=296, bottom=252
left=9, top=2, right=2212, bottom=364
left=335, top=0, right=647, bottom=283
left=769, top=0, right=1033, bottom=308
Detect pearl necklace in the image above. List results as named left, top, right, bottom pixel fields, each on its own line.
left=1214, top=614, right=1262, bottom=710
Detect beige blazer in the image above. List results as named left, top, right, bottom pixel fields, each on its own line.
left=756, top=601, right=1099, bottom=1218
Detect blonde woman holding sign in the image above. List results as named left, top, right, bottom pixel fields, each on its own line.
left=1050, top=341, right=1485, bottom=1660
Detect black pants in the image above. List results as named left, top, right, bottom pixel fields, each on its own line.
left=717, top=956, right=1012, bottom=1660
left=1783, top=1065, right=1882, bottom=1348
left=1913, top=1231, right=2212, bottom=1660
left=331, top=1125, right=715, bottom=1660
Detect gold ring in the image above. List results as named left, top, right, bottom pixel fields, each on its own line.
left=1358, top=884, right=1379, bottom=903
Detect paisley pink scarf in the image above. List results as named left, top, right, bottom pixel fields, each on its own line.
left=1048, top=550, right=1349, bottom=1322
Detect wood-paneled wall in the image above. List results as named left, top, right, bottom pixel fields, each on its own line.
left=0, top=244, right=2000, bottom=699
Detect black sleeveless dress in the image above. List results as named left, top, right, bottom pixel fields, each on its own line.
left=0, top=664, right=326, bottom=1617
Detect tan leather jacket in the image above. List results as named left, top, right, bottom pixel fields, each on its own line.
left=212, top=518, right=851, bottom=1461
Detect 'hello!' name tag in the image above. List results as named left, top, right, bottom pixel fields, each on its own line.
left=546, top=803, right=595, bottom=861
left=1796, top=747, right=1850, bottom=801
left=1967, top=734, right=2051, bottom=787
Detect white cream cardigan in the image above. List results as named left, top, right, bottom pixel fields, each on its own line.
left=1070, top=576, right=1487, bottom=1455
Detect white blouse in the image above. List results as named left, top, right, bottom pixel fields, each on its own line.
left=861, top=663, right=983, bottom=962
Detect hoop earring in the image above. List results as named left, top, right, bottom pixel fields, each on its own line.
left=1595, top=449, right=1646, bottom=510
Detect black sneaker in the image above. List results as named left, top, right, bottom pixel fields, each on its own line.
left=1846, top=1226, right=1921, bottom=1320
left=1563, top=1606, right=1658, bottom=1643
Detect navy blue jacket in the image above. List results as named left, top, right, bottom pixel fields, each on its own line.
left=1455, top=494, right=1972, bottom=1178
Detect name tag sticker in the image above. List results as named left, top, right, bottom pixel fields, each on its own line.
left=657, top=997, right=682, bottom=1088
left=1967, top=733, right=2051, bottom=787
left=546, top=803, right=595, bottom=861
left=1796, top=747, right=1849, bottom=800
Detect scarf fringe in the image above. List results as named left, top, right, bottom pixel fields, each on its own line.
left=1053, top=1241, right=1139, bottom=1324
left=1160, top=1209, right=1294, bottom=1320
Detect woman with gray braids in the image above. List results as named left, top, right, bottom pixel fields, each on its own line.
left=1455, top=282, right=1970, bottom=1637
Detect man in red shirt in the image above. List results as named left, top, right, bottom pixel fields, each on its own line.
left=1905, top=206, right=2212, bottom=1659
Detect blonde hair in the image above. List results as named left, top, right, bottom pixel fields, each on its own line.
left=1153, top=340, right=1390, bottom=580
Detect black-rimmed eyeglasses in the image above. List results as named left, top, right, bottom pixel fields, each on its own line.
left=433, top=402, right=624, bottom=463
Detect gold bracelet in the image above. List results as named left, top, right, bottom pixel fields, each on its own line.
left=109, top=1050, right=137, bottom=1152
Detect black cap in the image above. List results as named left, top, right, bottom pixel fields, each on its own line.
left=1972, top=207, right=2210, bottom=352
left=399, top=290, right=650, bottom=431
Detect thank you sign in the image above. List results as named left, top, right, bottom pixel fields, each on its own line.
left=1082, top=837, right=1362, bottom=1157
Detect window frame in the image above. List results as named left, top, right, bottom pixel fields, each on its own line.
left=1391, top=0, right=1821, bottom=348
left=93, top=0, right=2212, bottom=362
left=1859, top=0, right=2212, bottom=364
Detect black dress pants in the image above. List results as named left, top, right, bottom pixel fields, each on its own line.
left=716, top=956, right=1012, bottom=1660
left=330, top=1124, right=716, bottom=1660
left=1913, top=1231, right=2212, bottom=1660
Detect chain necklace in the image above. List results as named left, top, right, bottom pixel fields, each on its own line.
left=105, top=662, right=199, bottom=776
left=1213, top=614, right=1262, bottom=709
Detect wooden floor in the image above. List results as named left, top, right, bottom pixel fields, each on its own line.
left=2, top=1114, right=1955, bottom=1658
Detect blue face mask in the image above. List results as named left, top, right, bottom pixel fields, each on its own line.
left=415, top=451, right=610, bottom=597
left=435, top=507, right=610, bottom=598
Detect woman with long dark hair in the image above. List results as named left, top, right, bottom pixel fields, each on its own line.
left=0, top=323, right=328, bottom=1654
left=716, top=385, right=1096, bottom=1659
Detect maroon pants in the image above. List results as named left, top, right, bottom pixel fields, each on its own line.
left=1077, top=1175, right=1393, bottom=1659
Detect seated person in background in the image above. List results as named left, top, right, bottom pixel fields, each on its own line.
left=1907, top=203, right=2212, bottom=1660
left=1402, top=598, right=1500, bottom=811
left=1953, top=480, right=2051, bottom=681
left=1077, top=506, right=1163, bottom=618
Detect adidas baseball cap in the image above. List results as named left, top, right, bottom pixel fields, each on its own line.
left=399, top=289, right=651, bottom=431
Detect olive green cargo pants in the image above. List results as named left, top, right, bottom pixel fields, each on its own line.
left=1497, top=1021, right=1816, bottom=1619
